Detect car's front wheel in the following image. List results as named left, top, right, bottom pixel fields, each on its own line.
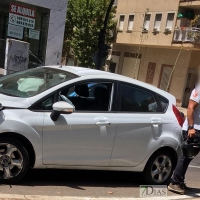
left=0, top=138, right=29, bottom=184
left=143, top=150, right=176, bottom=185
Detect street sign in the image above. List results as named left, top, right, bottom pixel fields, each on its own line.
left=29, top=29, right=40, bottom=40
left=9, top=3, right=36, bottom=29
left=7, top=24, right=24, bottom=40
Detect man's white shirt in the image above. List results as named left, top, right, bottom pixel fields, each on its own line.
left=182, top=89, right=200, bottom=131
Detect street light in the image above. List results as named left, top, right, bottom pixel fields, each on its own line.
left=93, top=0, right=115, bottom=70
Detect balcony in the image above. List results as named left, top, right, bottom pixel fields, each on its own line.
left=180, top=0, right=200, bottom=9
left=173, top=27, right=200, bottom=43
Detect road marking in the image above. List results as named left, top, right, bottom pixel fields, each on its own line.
left=0, top=193, right=200, bottom=200
left=189, top=165, right=200, bottom=169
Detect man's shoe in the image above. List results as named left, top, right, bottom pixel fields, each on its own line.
left=181, top=183, right=192, bottom=191
left=168, top=183, right=185, bottom=194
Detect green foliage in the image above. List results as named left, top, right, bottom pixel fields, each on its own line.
left=62, top=0, right=117, bottom=68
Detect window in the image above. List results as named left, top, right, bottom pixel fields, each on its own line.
left=59, top=82, right=113, bottom=112
left=119, top=15, right=125, bottom=31
left=127, top=15, right=134, bottom=31
left=154, top=14, right=162, bottom=31
left=158, top=95, right=169, bottom=112
left=0, top=67, right=77, bottom=98
left=166, top=13, right=175, bottom=30
left=119, top=84, right=158, bottom=112
left=33, top=95, right=55, bottom=110
left=144, top=14, right=151, bottom=30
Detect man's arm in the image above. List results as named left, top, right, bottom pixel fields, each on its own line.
left=187, top=100, right=198, bottom=137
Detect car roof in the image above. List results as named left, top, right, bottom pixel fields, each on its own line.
left=45, top=65, right=176, bottom=103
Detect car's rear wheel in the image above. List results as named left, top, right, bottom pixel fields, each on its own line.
left=143, top=150, right=176, bottom=185
left=0, top=138, right=29, bottom=184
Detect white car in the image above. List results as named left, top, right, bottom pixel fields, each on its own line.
left=0, top=66, right=183, bottom=184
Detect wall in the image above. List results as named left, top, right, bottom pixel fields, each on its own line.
left=188, top=50, right=200, bottom=70
left=116, top=0, right=180, bottom=46
left=19, top=0, right=68, bottom=65
left=113, top=44, right=192, bottom=103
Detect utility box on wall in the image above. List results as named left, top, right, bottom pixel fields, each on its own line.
left=4, top=39, right=30, bottom=75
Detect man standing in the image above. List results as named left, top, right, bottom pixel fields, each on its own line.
left=168, top=88, right=200, bottom=194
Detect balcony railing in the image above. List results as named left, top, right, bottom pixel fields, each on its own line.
left=173, top=27, right=200, bottom=43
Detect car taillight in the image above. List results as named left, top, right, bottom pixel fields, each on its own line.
left=172, top=105, right=184, bottom=127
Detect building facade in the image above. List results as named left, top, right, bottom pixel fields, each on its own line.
left=113, top=0, right=200, bottom=107
left=0, top=0, right=68, bottom=73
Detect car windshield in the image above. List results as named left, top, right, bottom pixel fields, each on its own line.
left=0, top=67, right=78, bottom=98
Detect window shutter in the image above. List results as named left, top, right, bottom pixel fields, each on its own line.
left=128, top=15, right=134, bottom=31
left=166, top=13, right=175, bottom=30
left=144, top=14, right=151, bottom=30
left=119, top=15, right=125, bottom=31
left=154, top=14, right=162, bottom=30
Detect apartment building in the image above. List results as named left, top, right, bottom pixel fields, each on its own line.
left=112, top=0, right=200, bottom=107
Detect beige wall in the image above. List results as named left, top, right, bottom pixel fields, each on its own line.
left=188, top=51, right=200, bottom=70
left=122, top=57, right=140, bottom=79
left=113, top=44, right=196, bottom=104
left=116, top=0, right=180, bottom=46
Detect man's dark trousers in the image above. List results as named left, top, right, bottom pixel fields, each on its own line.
left=171, top=130, right=198, bottom=184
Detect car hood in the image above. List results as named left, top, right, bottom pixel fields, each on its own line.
left=0, top=94, right=31, bottom=108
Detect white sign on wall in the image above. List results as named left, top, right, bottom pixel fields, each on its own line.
left=9, top=3, right=36, bottom=29
left=7, top=24, right=24, bottom=40
left=29, top=29, right=40, bottom=40
left=4, top=39, right=29, bottom=75
left=9, top=13, right=35, bottom=29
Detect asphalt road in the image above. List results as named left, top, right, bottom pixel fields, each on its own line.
left=0, top=155, right=200, bottom=199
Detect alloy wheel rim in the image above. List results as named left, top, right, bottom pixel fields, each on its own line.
left=0, top=143, right=23, bottom=179
left=151, top=155, right=172, bottom=183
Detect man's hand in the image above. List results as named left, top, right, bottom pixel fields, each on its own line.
left=188, top=129, right=196, bottom=138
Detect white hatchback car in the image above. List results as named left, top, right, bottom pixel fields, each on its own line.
left=0, top=66, right=183, bottom=184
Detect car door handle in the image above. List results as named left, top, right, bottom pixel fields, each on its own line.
left=96, top=121, right=111, bottom=126
left=151, top=121, right=162, bottom=126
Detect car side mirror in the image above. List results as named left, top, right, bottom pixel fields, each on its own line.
left=50, top=101, right=75, bottom=121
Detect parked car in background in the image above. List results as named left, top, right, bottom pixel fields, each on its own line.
left=0, top=66, right=184, bottom=184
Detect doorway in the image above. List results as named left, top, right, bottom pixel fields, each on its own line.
left=159, top=64, right=173, bottom=91
left=182, top=69, right=196, bottom=108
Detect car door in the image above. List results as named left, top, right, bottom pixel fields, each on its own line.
left=42, top=80, right=117, bottom=166
left=110, top=82, right=167, bottom=167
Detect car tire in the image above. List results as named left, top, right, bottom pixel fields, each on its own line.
left=0, top=138, right=29, bottom=184
left=143, top=150, right=176, bottom=185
